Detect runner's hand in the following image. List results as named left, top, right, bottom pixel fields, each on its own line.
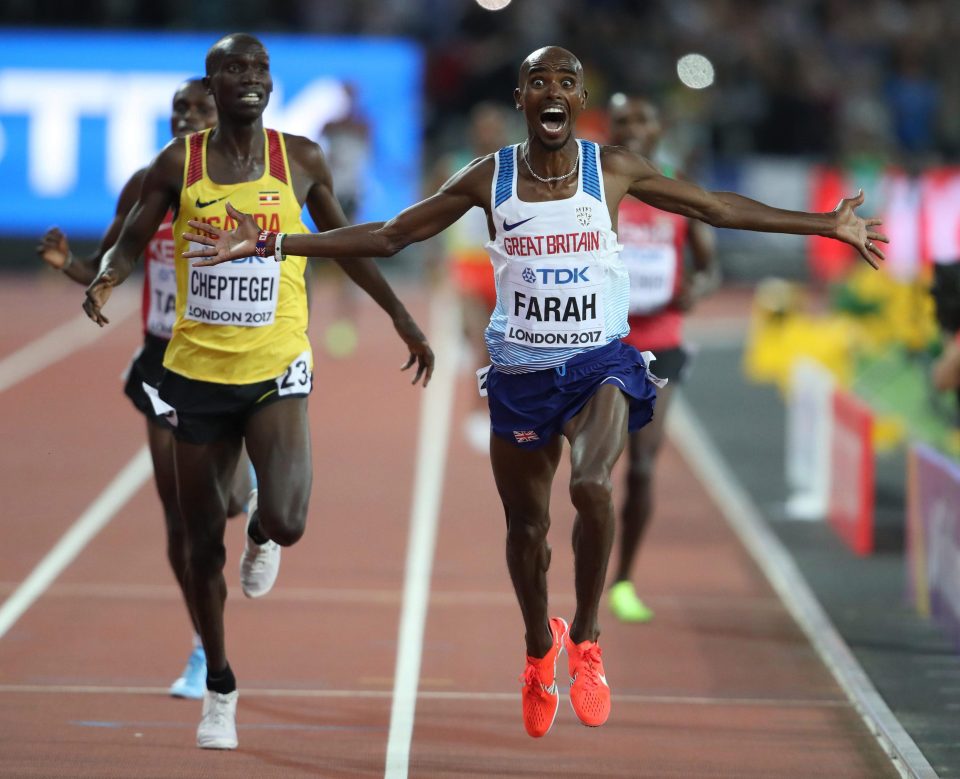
left=37, top=227, right=70, bottom=270
left=83, top=268, right=118, bottom=327
left=833, top=190, right=888, bottom=269
left=183, top=203, right=260, bottom=265
left=393, top=311, right=435, bottom=387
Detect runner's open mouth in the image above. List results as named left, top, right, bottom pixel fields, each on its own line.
left=540, top=107, right=567, bottom=133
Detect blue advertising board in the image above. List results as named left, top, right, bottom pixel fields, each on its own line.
left=0, top=31, right=422, bottom=237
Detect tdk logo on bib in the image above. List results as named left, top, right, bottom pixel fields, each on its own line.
left=522, top=267, right=590, bottom=285
left=231, top=256, right=271, bottom=265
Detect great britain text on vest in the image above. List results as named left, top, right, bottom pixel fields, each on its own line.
left=502, top=230, right=602, bottom=257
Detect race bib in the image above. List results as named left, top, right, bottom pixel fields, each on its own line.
left=502, top=261, right=605, bottom=348
left=186, top=252, right=280, bottom=327
left=622, top=243, right=677, bottom=314
left=146, top=258, right=177, bottom=338
left=276, top=350, right=312, bottom=397
left=476, top=365, right=490, bottom=397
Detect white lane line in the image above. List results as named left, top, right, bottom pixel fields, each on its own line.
left=668, top=394, right=938, bottom=779
left=384, top=289, right=459, bottom=779
left=0, top=446, right=152, bottom=640
left=0, top=683, right=850, bottom=708
left=0, top=581, right=784, bottom=610
left=0, top=288, right=138, bottom=394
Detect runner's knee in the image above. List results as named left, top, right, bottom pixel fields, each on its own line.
left=256, top=496, right=308, bottom=547
left=188, top=537, right=226, bottom=576
left=506, top=510, right=550, bottom=548
left=569, top=473, right=613, bottom=515
left=626, top=454, right=655, bottom=487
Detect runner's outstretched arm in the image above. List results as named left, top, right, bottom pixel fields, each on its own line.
left=610, top=147, right=887, bottom=268
left=38, top=169, right=147, bottom=286
left=290, top=136, right=436, bottom=385
left=83, top=141, right=183, bottom=326
left=184, top=157, right=489, bottom=266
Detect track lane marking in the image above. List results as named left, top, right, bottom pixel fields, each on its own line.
left=0, top=683, right=851, bottom=707
left=385, top=289, right=459, bottom=779
left=668, top=393, right=937, bottom=779
left=0, top=581, right=786, bottom=610
left=0, top=446, right=152, bottom=640
left=0, top=289, right=138, bottom=394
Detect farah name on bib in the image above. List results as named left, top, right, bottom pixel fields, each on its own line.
left=186, top=254, right=280, bottom=327
left=622, top=243, right=677, bottom=313
left=504, top=261, right=605, bottom=347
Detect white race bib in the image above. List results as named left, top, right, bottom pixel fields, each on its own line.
left=622, top=243, right=677, bottom=314
left=276, top=350, right=312, bottom=397
left=502, top=261, right=605, bottom=348
left=146, top=259, right=177, bottom=338
left=186, top=252, right=280, bottom=327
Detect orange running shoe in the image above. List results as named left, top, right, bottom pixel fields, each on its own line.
left=520, top=617, right=568, bottom=738
left=565, top=634, right=611, bottom=727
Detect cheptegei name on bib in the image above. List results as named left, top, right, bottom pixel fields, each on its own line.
left=503, top=261, right=606, bottom=348
left=186, top=250, right=280, bottom=327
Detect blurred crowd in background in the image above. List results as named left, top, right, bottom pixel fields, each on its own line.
left=5, top=0, right=960, bottom=421
left=2, top=0, right=958, bottom=167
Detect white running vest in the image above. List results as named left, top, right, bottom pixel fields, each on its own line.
left=484, top=141, right=629, bottom=373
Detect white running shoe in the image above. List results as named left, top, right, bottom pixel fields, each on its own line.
left=239, top=490, right=281, bottom=598
left=196, top=689, right=238, bottom=750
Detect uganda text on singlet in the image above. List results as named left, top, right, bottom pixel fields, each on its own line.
left=484, top=140, right=629, bottom=373
left=167, top=128, right=311, bottom=384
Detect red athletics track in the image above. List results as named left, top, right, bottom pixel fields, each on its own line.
left=0, top=275, right=897, bottom=778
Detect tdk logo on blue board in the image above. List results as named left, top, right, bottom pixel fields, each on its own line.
left=525, top=267, right=590, bottom=285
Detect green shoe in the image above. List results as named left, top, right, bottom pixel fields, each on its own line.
left=609, top=581, right=654, bottom=623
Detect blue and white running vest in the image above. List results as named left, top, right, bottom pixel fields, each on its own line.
left=483, top=140, right=629, bottom=373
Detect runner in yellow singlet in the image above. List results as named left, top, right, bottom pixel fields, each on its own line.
left=36, top=79, right=252, bottom=701
left=82, top=33, right=433, bottom=751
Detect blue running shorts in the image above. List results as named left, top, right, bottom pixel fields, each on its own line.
left=486, top=340, right=658, bottom=449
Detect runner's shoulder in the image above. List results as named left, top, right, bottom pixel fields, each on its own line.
left=440, top=153, right=495, bottom=199
left=279, top=132, right=330, bottom=182
left=598, top=144, right=657, bottom=180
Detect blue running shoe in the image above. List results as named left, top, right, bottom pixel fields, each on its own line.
left=241, top=462, right=258, bottom=513
left=169, top=645, right=207, bottom=700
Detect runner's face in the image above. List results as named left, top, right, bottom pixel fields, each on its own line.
left=515, top=54, right=586, bottom=150
left=208, top=44, right=272, bottom=121
left=170, top=82, right=217, bottom=139
left=608, top=98, right=660, bottom=157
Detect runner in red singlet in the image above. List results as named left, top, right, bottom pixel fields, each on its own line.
left=608, top=93, right=718, bottom=622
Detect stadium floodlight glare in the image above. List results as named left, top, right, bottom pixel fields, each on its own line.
left=677, top=53, right=715, bottom=89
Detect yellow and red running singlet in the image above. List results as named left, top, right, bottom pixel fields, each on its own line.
left=167, top=128, right=311, bottom=384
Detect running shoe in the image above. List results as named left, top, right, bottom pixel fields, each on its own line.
left=169, top=644, right=207, bottom=700
left=196, top=689, right=238, bottom=750
left=565, top=633, right=611, bottom=727
left=239, top=490, right=281, bottom=598
left=520, top=616, right=568, bottom=738
left=608, top=580, right=654, bottom=623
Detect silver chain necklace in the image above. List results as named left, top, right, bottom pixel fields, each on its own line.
left=522, top=142, right=581, bottom=183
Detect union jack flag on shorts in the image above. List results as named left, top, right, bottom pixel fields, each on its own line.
left=513, top=430, right=539, bottom=443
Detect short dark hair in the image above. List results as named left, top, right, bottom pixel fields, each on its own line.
left=205, top=33, right=266, bottom=77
